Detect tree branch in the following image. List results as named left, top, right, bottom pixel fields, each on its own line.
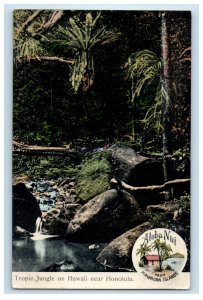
left=13, top=140, right=78, bottom=155
left=16, top=56, right=74, bottom=65
left=110, top=178, right=190, bottom=193
left=36, top=11, right=64, bottom=33
left=101, top=32, right=122, bottom=45
left=17, top=10, right=42, bottom=34
left=34, top=56, right=74, bottom=65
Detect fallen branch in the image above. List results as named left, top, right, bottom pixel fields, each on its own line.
left=13, top=140, right=78, bottom=154
left=33, top=56, right=74, bottom=65
left=110, top=178, right=190, bottom=193
left=16, top=56, right=74, bottom=65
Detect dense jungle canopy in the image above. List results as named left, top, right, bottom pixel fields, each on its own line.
left=13, top=10, right=191, bottom=154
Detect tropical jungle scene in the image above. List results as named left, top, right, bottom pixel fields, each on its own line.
left=13, top=10, right=191, bottom=272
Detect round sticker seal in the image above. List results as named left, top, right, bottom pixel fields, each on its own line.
left=132, top=228, right=187, bottom=282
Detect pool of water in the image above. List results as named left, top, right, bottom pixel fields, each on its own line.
left=12, top=238, right=108, bottom=272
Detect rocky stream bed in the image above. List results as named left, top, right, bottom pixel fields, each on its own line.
left=13, top=144, right=190, bottom=272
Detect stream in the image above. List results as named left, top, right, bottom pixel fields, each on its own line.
left=13, top=179, right=110, bottom=272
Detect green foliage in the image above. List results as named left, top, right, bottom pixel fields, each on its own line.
left=126, top=50, right=162, bottom=141
left=141, top=83, right=162, bottom=133
left=136, top=243, right=151, bottom=258
left=151, top=239, right=172, bottom=271
left=13, top=11, right=191, bottom=153
left=56, top=12, right=116, bottom=92
left=13, top=155, right=79, bottom=179
left=35, top=121, right=63, bottom=146
left=13, top=10, right=44, bottom=63
left=173, top=147, right=190, bottom=159
left=14, top=34, right=42, bottom=63
left=126, top=47, right=180, bottom=150
left=44, top=165, right=78, bottom=179
left=177, top=194, right=190, bottom=212
left=76, top=151, right=111, bottom=202
left=127, top=50, right=161, bottom=99
left=177, top=194, right=190, bottom=229
left=146, top=210, right=169, bottom=228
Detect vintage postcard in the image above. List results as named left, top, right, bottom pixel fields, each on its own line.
left=12, top=9, right=191, bottom=289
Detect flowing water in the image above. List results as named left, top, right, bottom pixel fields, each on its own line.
left=30, top=217, right=59, bottom=241
left=13, top=218, right=107, bottom=272
left=35, top=217, right=42, bottom=234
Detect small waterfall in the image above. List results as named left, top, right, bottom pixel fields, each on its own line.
left=31, top=216, right=43, bottom=239
left=35, top=217, right=42, bottom=234
left=31, top=217, right=59, bottom=240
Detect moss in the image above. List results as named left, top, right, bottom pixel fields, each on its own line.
left=76, top=152, right=111, bottom=202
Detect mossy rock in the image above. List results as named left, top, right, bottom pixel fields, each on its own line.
left=76, top=152, right=111, bottom=202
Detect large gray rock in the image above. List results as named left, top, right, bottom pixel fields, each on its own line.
left=13, top=183, right=41, bottom=232
left=42, top=204, right=82, bottom=235
left=13, top=226, right=33, bottom=238
left=66, top=189, right=145, bottom=242
left=111, top=144, right=163, bottom=186
left=41, top=260, right=83, bottom=272
left=97, top=222, right=150, bottom=271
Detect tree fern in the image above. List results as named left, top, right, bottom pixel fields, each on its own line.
left=127, top=50, right=161, bottom=100
left=126, top=50, right=162, bottom=139
left=56, top=12, right=116, bottom=92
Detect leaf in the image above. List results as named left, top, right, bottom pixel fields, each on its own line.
left=92, top=12, right=101, bottom=27
left=85, top=13, right=93, bottom=48
left=69, top=17, right=85, bottom=49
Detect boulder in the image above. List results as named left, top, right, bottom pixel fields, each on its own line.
left=42, top=204, right=82, bottom=235
left=65, top=195, right=77, bottom=203
left=97, top=222, right=150, bottom=271
left=111, top=144, right=163, bottom=186
left=66, top=189, right=146, bottom=242
left=41, top=260, right=83, bottom=272
left=13, top=183, right=41, bottom=232
left=13, top=226, right=33, bottom=238
left=146, top=202, right=179, bottom=216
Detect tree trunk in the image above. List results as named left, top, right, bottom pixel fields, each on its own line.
left=159, top=257, right=163, bottom=271
left=161, top=12, right=173, bottom=182
left=131, top=77, right=136, bottom=141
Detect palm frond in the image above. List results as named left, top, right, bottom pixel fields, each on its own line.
left=69, top=17, right=86, bottom=50
left=57, top=25, right=83, bottom=50
left=127, top=50, right=161, bottom=99
left=85, top=13, right=93, bottom=48
left=54, top=12, right=117, bottom=92
left=141, top=83, right=162, bottom=133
